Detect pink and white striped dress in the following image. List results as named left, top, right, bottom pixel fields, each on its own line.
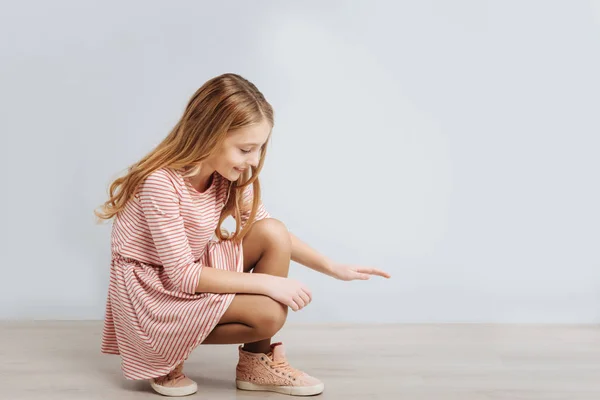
left=100, top=168, right=270, bottom=380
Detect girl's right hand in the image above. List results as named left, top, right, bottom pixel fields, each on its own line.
left=261, top=275, right=312, bottom=311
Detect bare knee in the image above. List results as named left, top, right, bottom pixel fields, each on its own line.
left=252, top=296, right=287, bottom=339
left=252, top=218, right=291, bottom=252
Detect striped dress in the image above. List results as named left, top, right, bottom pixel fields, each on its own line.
left=100, top=168, right=270, bottom=380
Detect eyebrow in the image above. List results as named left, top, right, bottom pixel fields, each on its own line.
left=240, top=142, right=264, bottom=147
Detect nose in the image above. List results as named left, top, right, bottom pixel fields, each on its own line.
left=249, top=153, right=260, bottom=168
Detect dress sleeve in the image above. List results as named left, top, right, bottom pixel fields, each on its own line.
left=137, top=170, right=203, bottom=294
left=236, top=182, right=271, bottom=227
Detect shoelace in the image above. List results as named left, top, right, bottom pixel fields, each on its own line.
left=269, top=359, right=304, bottom=380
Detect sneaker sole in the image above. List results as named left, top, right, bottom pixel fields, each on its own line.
left=236, top=380, right=324, bottom=396
left=150, top=379, right=198, bottom=397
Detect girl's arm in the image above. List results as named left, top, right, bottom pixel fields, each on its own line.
left=289, top=232, right=334, bottom=276
left=289, top=231, right=391, bottom=281
left=195, top=268, right=312, bottom=311
left=237, top=185, right=390, bottom=281
left=194, top=268, right=271, bottom=294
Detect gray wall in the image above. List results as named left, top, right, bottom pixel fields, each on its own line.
left=1, top=1, right=599, bottom=323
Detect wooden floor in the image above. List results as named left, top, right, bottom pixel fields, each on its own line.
left=1, top=322, right=599, bottom=399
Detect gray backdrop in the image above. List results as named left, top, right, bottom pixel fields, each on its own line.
left=1, top=0, right=599, bottom=323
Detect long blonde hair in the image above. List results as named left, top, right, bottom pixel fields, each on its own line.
left=94, top=73, right=274, bottom=242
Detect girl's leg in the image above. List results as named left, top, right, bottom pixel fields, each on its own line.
left=203, top=219, right=324, bottom=396
left=202, top=218, right=292, bottom=353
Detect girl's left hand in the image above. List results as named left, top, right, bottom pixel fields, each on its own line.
left=327, top=261, right=391, bottom=281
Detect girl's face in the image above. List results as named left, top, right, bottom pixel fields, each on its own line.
left=207, top=119, right=272, bottom=181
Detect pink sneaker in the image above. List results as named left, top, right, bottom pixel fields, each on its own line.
left=236, top=342, right=325, bottom=396
left=149, top=362, right=198, bottom=397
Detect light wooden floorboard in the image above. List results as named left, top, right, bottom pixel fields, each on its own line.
left=1, top=322, right=599, bottom=399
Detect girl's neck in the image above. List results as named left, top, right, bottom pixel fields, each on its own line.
left=187, top=167, right=215, bottom=193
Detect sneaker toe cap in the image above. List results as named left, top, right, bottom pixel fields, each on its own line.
left=296, top=373, right=323, bottom=386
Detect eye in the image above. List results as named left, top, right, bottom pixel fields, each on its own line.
left=239, top=148, right=251, bottom=154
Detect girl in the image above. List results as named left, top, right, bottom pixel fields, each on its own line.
left=95, top=73, right=391, bottom=397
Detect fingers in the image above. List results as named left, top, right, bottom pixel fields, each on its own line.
left=300, top=283, right=312, bottom=301
left=291, top=290, right=312, bottom=311
left=298, top=290, right=311, bottom=304
left=357, top=272, right=370, bottom=280
left=293, top=296, right=305, bottom=310
left=301, top=286, right=312, bottom=303
left=357, top=267, right=392, bottom=278
left=290, top=283, right=312, bottom=312
left=288, top=299, right=300, bottom=311
left=373, top=269, right=391, bottom=278
left=289, top=297, right=305, bottom=312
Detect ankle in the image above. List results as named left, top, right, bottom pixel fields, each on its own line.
left=242, top=342, right=271, bottom=354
